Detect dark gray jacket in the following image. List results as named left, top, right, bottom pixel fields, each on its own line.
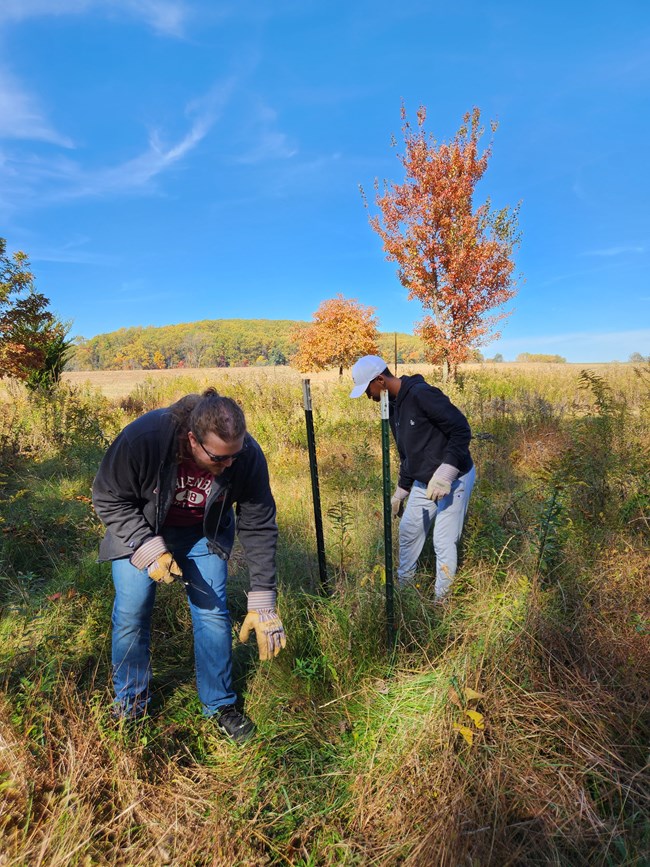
left=391, top=374, right=473, bottom=490
left=92, top=404, right=278, bottom=593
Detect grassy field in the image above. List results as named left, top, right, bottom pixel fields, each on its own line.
left=60, top=362, right=631, bottom=400
left=0, top=363, right=648, bottom=865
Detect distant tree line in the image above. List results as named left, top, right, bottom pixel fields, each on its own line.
left=70, top=324, right=646, bottom=371
left=514, top=353, right=567, bottom=363
left=68, top=319, right=431, bottom=371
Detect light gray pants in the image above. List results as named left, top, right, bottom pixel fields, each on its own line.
left=397, top=465, right=476, bottom=597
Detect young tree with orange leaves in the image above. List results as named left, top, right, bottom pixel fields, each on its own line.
left=291, top=294, right=379, bottom=376
left=0, top=238, right=72, bottom=388
left=366, top=106, right=520, bottom=380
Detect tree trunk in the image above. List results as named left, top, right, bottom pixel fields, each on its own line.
left=339, top=364, right=343, bottom=378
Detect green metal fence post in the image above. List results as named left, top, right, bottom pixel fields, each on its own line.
left=380, top=388, right=396, bottom=651
left=302, top=378, right=329, bottom=594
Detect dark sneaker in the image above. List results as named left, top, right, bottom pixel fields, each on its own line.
left=214, top=705, right=256, bottom=745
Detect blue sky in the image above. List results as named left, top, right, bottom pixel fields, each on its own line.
left=1, top=0, right=648, bottom=362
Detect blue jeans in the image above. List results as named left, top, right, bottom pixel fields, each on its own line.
left=111, top=525, right=236, bottom=717
left=397, top=465, right=476, bottom=597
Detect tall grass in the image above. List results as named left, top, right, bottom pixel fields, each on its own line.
left=1, top=366, right=648, bottom=865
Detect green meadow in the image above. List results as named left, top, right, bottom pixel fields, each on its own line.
left=0, top=363, right=648, bottom=866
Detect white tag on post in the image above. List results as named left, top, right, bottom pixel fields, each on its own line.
left=380, top=388, right=389, bottom=420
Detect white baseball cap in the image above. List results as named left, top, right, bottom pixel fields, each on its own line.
left=349, top=355, right=388, bottom=398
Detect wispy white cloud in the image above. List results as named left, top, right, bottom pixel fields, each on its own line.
left=121, top=0, right=188, bottom=36
left=77, top=81, right=232, bottom=194
left=87, top=116, right=210, bottom=195
left=536, top=260, right=620, bottom=287
left=233, top=104, right=298, bottom=165
left=29, top=235, right=118, bottom=265
left=235, top=128, right=298, bottom=165
left=268, top=153, right=342, bottom=197
left=0, top=0, right=190, bottom=38
left=583, top=244, right=646, bottom=257
left=0, top=81, right=232, bottom=211
left=0, top=68, right=74, bottom=146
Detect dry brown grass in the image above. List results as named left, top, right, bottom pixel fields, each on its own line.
left=0, top=681, right=273, bottom=867
left=59, top=362, right=632, bottom=400
left=61, top=365, right=340, bottom=400
left=342, top=564, right=650, bottom=867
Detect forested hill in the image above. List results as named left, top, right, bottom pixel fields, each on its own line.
left=69, top=319, right=428, bottom=370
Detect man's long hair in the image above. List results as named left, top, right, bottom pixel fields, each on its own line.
left=171, top=387, right=246, bottom=460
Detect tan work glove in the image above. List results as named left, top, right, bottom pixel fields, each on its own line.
left=148, top=551, right=183, bottom=584
left=130, top=536, right=183, bottom=584
left=239, top=591, right=287, bottom=660
left=391, top=485, right=409, bottom=517
left=425, top=463, right=459, bottom=502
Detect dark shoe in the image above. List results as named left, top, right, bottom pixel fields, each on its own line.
left=214, top=705, right=256, bottom=745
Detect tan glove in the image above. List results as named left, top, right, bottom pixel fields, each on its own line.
left=391, top=485, right=409, bottom=517
left=239, top=593, right=287, bottom=660
left=425, top=477, right=451, bottom=502
left=148, top=551, right=183, bottom=584
left=425, top=463, right=459, bottom=502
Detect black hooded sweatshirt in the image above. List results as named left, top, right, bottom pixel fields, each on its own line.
left=390, top=374, right=473, bottom=490
left=92, top=403, right=277, bottom=593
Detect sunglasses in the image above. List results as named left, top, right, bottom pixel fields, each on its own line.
left=195, top=436, right=248, bottom=464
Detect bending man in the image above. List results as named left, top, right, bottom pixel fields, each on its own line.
left=92, top=387, right=285, bottom=743
left=350, top=356, right=475, bottom=600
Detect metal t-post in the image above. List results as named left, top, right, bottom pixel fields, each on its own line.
left=302, top=379, right=329, bottom=594
left=381, top=389, right=396, bottom=651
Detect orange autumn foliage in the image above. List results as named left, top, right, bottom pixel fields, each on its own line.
left=367, top=105, right=520, bottom=377
left=291, top=294, right=379, bottom=375
left=1, top=239, right=72, bottom=387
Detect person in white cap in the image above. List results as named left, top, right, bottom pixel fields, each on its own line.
left=350, top=356, right=475, bottom=599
